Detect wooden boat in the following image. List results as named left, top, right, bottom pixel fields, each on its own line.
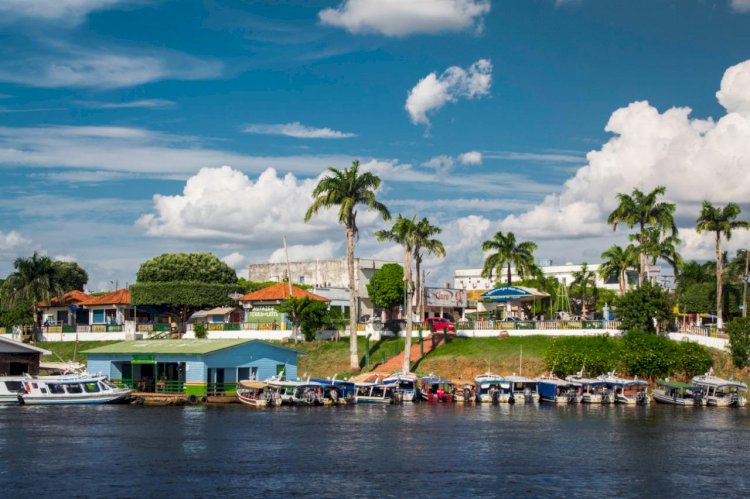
left=504, top=375, right=538, bottom=403
left=267, top=380, right=303, bottom=405
left=597, top=372, right=649, bottom=405
left=652, top=380, right=705, bottom=406
left=19, top=373, right=132, bottom=405
left=236, top=380, right=281, bottom=408
left=536, top=375, right=581, bottom=404
left=291, top=382, right=327, bottom=406
left=566, top=372, right=612, bottom=404
left=0, top=376, right=25, bottom=405
left=474, top=372, right=512, bottom=403
left=451, top=382, right=476, bottom=404
left=354, top=382, right=400, bottom=404
left=420, top=376, right=454, bottom=403
left=691, top=371, right=747, bottom=407
left=383, top=371, right=418, bottom=402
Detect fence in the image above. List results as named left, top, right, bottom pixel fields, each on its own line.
left=456, top=320, right=621, bottom=331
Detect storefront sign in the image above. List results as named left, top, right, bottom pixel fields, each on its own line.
left=132, top=354, right=156, bottom=365
left=424, top=288, right=468, bottom=308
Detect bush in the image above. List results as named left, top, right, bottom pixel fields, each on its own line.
left=616, top=282, right=672, bottom=333
left=673, top=341, right=712, bottom=378
left=727, top=317, right=750, bottom=369
left=193, top=323, right=207, bottom=339
left=544, top=335, right=621, bottom=377
left=620, top=330, right=676, bottom=379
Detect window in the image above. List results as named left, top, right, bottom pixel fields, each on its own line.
left=48, top=384, right=66, bottom=394
left=93, top=310, right=105, bottom=324
left=299, top=276, right=305, bottom=284
left=65, top=384, right=83, bottom=394
left=237, top=367, right=257, bottom=381
left=83, top=383, right=100, bottom=393
left=4, top=381, right=22, bottom=391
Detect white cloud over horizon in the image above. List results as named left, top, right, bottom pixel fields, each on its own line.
left=243, top=122, right=356, bottom=139
left=0, top=0, right=131, bottom=25
left=458, top=150, right=482, bottom=165
left=319, top=0, right=490, bottom=37
left=268, top=240, right=343, bottom=264
left=406, top=59, right=492, bottom=128
left=76, top=99, right=175, bottom=109
left=731, top=0, right=750, bottom=13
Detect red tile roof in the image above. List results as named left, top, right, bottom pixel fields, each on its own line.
left=239, top=283, right=330, bottom=302
left=39, top=290, right=91, bottom=308
left=79, top=289, right=131, bottom=306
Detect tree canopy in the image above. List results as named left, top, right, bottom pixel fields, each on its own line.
left=480, top=231, right=538, bottom=285
left=615, top=281, right=672, bottom=333
left=136, top=253, right=237, bottom=284
left=276, top=297, right=331, bottom=342
left=366, top=263, right=405, bottom=315
left=52, top=261, right=88, bottom=291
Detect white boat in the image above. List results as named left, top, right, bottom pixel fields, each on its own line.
left=691, top=371, right=747, bottom=407
left=291, top=382, right=327, bottom=406
left=504, top=375, right=538, bottom=403
left=236, top=380, right=282, bottom=408
left=652, top=380, right=705, bottom=406
left=597, top=372, right=649, bottom=405
left=267, top=380, right=302, bottom=405
left=383, top=371, right=418, bottom=402
left=355, top=382, right=400, bottom=404
left=0, top=376, right=25, bottom=404
left=452, top=383, right=476, bottom=403
left=474, top=372, right=513, bottom=403
left=536, top=375, right=581, bottom=404
left=566, top=373, right=612, bottom=404
left=20, top=373, right=132, bottom=405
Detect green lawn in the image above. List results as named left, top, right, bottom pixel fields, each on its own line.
left=37, top=341, right=122, bottom=364
left=426, top=336, right=553, bottom=360
left=295, top=336, right=405, bottom=378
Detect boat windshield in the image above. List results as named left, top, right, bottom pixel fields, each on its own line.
left=65, top=384, right=83, bottom=394
left=3, top=381, right=23, bottom=392
left=47, top=384, right=66, bottom=394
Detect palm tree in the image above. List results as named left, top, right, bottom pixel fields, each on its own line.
left=375, top=215, right=418, bottom=373
left=599, top=244, right=637, bottom=296
left=480, top=231, right=538, bottom=286
left=695, top=201, right=750, bottom=330
left=641, top=227, right=683, bottom=280
left=607, top=186, right=677, bottom=285
left=571, top=263, right=598, bottom=319
left=305, top=161, right=391, bottom=370
left=412, top=218, right=446, bottom=322
left=2, top=252, right=63, bottom=338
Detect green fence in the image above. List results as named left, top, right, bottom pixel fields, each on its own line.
left=206, top=382, right=237, bottom=396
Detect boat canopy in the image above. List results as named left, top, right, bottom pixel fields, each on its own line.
left=239, top=380, right=268, bottom=389
left=692, top=375, right=748, bottom=391
left=658, top=380, right=702, bottom=391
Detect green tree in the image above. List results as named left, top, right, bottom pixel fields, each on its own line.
left=276, top=297, right=331, bottom=342
left=2, top=252, right=63, bottom=337
left=615, top=281, right=672, bottom=333
left=366, top=263, right=405, bottom=317
left=137, top=253, right=237, bottom=283
left=413, top=217, right=445, bottom=321
left=676, top=260, right=715, bottom=296
left=376, top=215, right=418, bottom=373
left=304, top=160, right=391, bottom=370
left=607, top=186, right=677, bottom=285
left=696, top=201, right=750, bottom=329
left=52, top=261, right=88, bottom=291
left=640, top=227, right=683, bottom=279
left=620, top=330, right=677, bottom=379
left=726, top=317, right=750, bottom=368
left=599, top=244, right=637, bottom=296
left=480, top=231, right=538, bottom=286
left=570, top=263, right=598, bottom=319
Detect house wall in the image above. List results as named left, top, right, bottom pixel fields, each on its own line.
left=0, top=352, right=41, bottom=375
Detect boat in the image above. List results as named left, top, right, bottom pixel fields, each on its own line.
left=420, top=376, right=454, bottom=403
left=504, top=375, right=538, bottom=403
left=691, top=371, right=747, bottom=407
left=19, top=373, right=132, bottom=405
left=382, top=371, right=419, bottom=402
left=474, top=372, right=513, bottom=403
left=566, top=372, right=612, bottom=404
left=597, top=372, right=649, bottom=405
left=536, top=375, right=581, bottom=404
left=355, top=382, right=400, bottom=404
left=652, top=380, right=705, bottom=406
left=291, top=381, right=327, bottom=406
left=451, top=382, right=476, bottom=404
left=267, top=380, right=303, bottom=405
left=310, top=377, right=355, bottom=405
left=236, top=380, right=282, bottom=408
left=0, top=376, right=25, bottom=405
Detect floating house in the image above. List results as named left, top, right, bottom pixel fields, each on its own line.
left=83, top=339, right=299, bottom=396
left=0, top=336, right=51, bottom=375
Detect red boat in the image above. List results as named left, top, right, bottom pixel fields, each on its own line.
left=420, top=376, right=454, bottom=403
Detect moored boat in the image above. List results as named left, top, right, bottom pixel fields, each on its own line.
left=267, top=380, right=302, bottom=405
left=451, top=382, right=476, bottom=403
left=236, top=380, right=281, bottom=408
left=20, top=373, right=132, bottom=405
left=474, top=372, right=512, bottom=403
left=0, top=376, right=25, bottom=405
left=652, top=380, right=705, bottom=406
left=536, top=375, right=581, bottom=404
left=355, top=382, right=400, bottom=404
left=420, top=376, right=454, bottom=403
left=383, top=371, right=418, bottom=402
left=504, top=375, right=538, bottom=403
left=291, top=382, right=327, bottom=406
left=597, top=372, right=649, bottom=405
left=691, top=371, right=747, bottom=407
left=566, top=373, right=612, bottom=404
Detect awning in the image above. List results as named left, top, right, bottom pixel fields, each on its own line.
left=480, top=286, right=549, bottom=303
left=205, top=307, right=238, bottom=315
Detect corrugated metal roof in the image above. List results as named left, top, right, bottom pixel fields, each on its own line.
left=82, top=339, right=301, bottom=356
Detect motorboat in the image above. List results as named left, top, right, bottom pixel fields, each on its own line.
left=267, top=380, right=303, bottom=405
left=504, top=375, right=538, bottom=403
left=19, top=373, right=132, bottom=405
left=691, top=371, right=747, bottom=407
left=310, top=377, right=355, bottom=405
left=536, top=375, right=581, bottom=404
left=652, top=380, right=705, bottom=406
left=597, top=372, right=649, bottom=405
left=420, top=376, right=454, bottom=403
left=451, top=382, right=476, bottom=404
left=355, top=382, right=401, bottom=404
left=236, top=380, right=281, bottom=408
left=474, top=372, right=513, bottom=403
left=566, top=372, right=612, bottom=404
left=291, top=381, right=327, bottom=406
left=0, top=376, right=25, bottom=404
left=382, top=371, right=418, bottom=402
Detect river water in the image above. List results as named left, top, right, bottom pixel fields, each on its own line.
left=1, top=403, right=749, bottom=498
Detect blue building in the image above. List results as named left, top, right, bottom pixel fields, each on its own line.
left=84, top=339, right=299, bottom=396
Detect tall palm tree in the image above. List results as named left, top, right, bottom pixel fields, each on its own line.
left=641, top=227, right=683, bottom=280
left=2, top=252, right=63, bottom=338
left=607, top=186, right=677, bottom=285
left=305, top=161, right=391, bottom=370
left=695, top=201, right=749, bottom=330
left=571, top=263, right=598, bottom=319
left=480, top=231, right=538, bottom=286
left=412, top=218, right=446, bottom=322
left=375, top=215, right=418, bottom=373
left=599, top=244, right=637, bottom=296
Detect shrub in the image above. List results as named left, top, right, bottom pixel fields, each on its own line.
left=544, top=335, right=621, bottom=377
left=727, top=317, right=750, bottom=369
left=616, top=281, right=672, bottom=333
left=193, top=323, right=207, bottom=339
left=620, top=330, right=676, bottom=379
left=673, top=341, right=712, bottom=378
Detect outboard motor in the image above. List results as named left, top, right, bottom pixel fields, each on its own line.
left=729, top=392, right=739, bottom=407
left=392, top=390, right=403, bottom=405
left=636, top=390, right=647, bottom=405
left=491, top=388, right=500, bottom=405
left=693, top=392, right=704, bottom=406
left=463, top=387, right=471, bottom=403
left=330, top=389, right=339, bottom=404
left=523, top=387, right=533, bottom=403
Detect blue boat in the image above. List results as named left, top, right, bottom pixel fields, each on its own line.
left=382, top=371, right=418, bottom=402
left=536, top=375, right=581, bottom=404
left=474, top=372, right=513, bottom=403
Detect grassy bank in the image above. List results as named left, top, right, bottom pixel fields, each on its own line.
left=296, top=337, right=405, bottom=378
left=38, top=341, right=121, bottom=364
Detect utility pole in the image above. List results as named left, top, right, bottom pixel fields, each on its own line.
left=743, top=249, right=749, bottom=319
left=283, top=236, right=298, bottom=342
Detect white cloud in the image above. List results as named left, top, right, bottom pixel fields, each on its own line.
left=76, top=99, right=175, bottom=109
left=498, top=59, right=750, bottom=245
left=458, top=150, right=482, bottom=165
left=422, top=155, right=454, bottom=173
left=53, top=254, right=78, bottom=262
left=268, top=241, right=343, bottom=263
left=221, top=252, right=247, bottom=271
left=731, top=0, right=750, bottom=13
left=405, top=59, right=492, bottom=127
left=0, top=0, right=130, bottom=24
left=243, top=122, right=355, bottom=139
left=0, top=230, right=33, bottom=254
left=483, top=151, right=584, bottom=163
left=136, top=166, right=383, bottom=245
left=319, top=0, right=490, bottom=37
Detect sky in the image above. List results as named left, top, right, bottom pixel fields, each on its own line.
left=1, top=0, right=750, bottom=291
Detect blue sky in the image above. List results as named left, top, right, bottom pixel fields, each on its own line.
left=1, top=0, right=750, bottom=290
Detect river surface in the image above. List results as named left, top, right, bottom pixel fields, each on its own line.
left=1, top=403, right=749, bottom=498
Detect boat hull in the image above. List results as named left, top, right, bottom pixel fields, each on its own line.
left=652, top=390, right=704, bottom=406
left=0, top=394, right=21, bottom=404
left=706, top=396, right=747, bottom=407
left=20, top=391, right=132, bottom=405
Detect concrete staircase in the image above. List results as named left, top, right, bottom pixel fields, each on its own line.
left=377, top=334, right=445, bottom=373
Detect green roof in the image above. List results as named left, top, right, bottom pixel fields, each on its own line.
left=83, top=339, right=254, bottom=355
left=658, top=379, right=701, bottom=389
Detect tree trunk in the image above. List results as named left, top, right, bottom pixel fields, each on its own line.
left=619, top=269, right=625, bottom=296
left=581, top=284, right=587, bottom=319
left=402, top=249, right=413, bottom=374
left=507, top=262, right=512, bottom=286
left=414, top=254, right=422, bottom=322
left=716, top=233, right=724, bottom=330
left=347, top=228, right=359, bottom=370
left=638, top=225, right=646, bottom=286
